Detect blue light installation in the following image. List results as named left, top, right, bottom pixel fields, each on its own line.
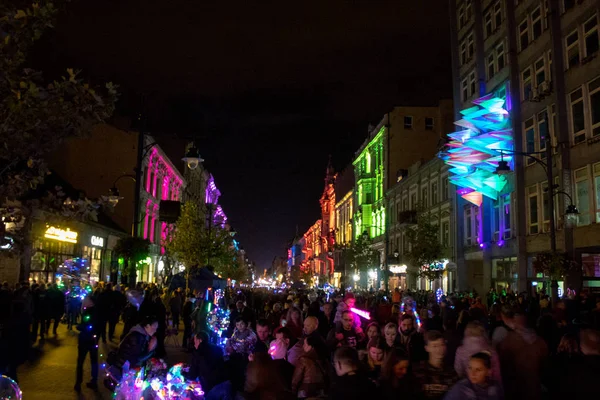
left=440, top=89, right=513, bottom=206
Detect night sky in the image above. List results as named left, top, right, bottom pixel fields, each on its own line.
left=33, top=0, right=452, bottom=270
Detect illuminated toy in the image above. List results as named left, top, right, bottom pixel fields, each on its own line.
left=349, top=307, right=371, bottom=320
left=0, top=375, right=22, bottom=400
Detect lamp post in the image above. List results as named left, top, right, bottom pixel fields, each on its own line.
left=495, top=123, right=578, bottom=302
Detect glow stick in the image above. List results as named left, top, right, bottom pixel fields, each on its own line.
left=350, top=307, right=371, bottom=320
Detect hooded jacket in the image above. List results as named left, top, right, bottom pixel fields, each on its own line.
left=454, top=336, right=502, bottom=383
left=116, top=324, right=154, bottom=368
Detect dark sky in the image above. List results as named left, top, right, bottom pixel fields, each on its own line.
left=33, top=0, right=452, bottom=270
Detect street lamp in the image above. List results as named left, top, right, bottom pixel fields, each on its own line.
left=182, top=146, right=203, bottom=170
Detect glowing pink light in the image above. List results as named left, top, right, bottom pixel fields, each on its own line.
left=350, top=307, right=371, bottom=320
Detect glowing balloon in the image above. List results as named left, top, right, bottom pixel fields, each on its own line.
left=0, top=375, right=22, bottom=400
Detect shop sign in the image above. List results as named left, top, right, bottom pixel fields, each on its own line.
left=45, top=226, right=78, bottom=243
left=90, top=235, right=105, bottom=248
left=389, top=265, right=407, bottom=274
left=421, top=259, right=450, bottom=271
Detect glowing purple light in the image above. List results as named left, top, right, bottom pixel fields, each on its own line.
left=497, top=240, right=505, bottom=247
left=350, top=307, right=371, bottom=320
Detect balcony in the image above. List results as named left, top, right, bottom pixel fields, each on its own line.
left=397, top=210, right=417, bottom=226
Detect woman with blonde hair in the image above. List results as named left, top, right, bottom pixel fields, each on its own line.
left=454, top=321, right=502, bottom=383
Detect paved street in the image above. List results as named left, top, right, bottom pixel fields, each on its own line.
left=17, top=323, right=189, bottom=400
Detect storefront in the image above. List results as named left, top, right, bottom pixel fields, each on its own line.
left=28, top=218, right=127, bottom=285
left=492, top=257, right=518, bottom=293
left=581, top=251, right=600, bottom=294
left=388, top=264, right=407, bottom=290
left=415, top=259, right=454, bottom=293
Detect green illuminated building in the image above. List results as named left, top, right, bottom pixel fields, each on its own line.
left=353, top=126, right=386, bottom=240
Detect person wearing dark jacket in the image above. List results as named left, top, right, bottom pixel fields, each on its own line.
left=188, top=331, right=225, bottom=393
left=46, top=283, right=65, bottom=336
left=330, top=346, right=376, bottom=400
left=556, top=328, right=600, bottom=399
left=327, top=310, right=365, bottom=351
left=107, top=285, right=126, bottom=341
left=116, top=316, right=158, bottom=370
left=182, top=294, right=195, bottom=349
left=75, top=296, right=102, bottom=392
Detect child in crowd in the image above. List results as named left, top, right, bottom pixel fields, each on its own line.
left=443, top=352, right=503, bottom=400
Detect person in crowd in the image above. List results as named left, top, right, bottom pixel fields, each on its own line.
left=268, top=329, right=296, bottom=390
left=333, top=293, right=361, bottom=328
left=320, top=302, right=335, bottom=337
left=291, top=335, right=328, bottom=398
left=66, top=288, right=82, bottom=331
left=115, top=315, right=158, bottom=371
left=32, top=283, right=49, bottom=341
left=283, top=306, right=304, bottom=339
left=330, top=346, right=376, bottom=400
left=169, top=288, right=183, bottom=328
left=366, top=322, right=381, bottom=342
left=253, top=318, right=273, bottom=354
left=182, top=293, right=195, bottom=350
left=327, top=310, right=365, bottom=350
left=244, top=352, right=295, bottom=400
left=267, top=302, right=284, bottom=331
left=454, top=321, right=501, bottom=383
left=443, top=352, right=503, bottom=400
left=108, top=285, right=126, bottom=341
left=74, top=295, right=101, bottom=392
left=383, top=322, right=400, bottom=352
left=227, top=317, right=258, bottom=357
left=229, top=300, right=256, bottom=335
left=46, top=283, right=65, bottom=336
left=188, top=331, right=225, bottom=394
left=398, top=314, right=426, bottom=362
left=288, top=316, right=327, bottom=366
left=424, top=305, right=443, bottom=333
left=557, top=328, right=600, bottom=397
left=380, top=349, right=414, bottom=400
left=412, top=330, right=458, bottom=400
left=496, top=308, right=547, bottom=400
left=364, top=337, right=386, bottom=383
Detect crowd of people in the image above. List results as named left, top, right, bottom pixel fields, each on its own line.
left=1, top=280, right=600, bottom=400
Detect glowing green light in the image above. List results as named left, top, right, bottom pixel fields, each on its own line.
left=366, top=152, right=371, bottom=173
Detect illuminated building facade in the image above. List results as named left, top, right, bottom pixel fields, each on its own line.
left=388, top=157, right=456, bottom=292
left=353, top=102, right=453, bottom=288
left=205, top=173, right=228, bottom=229
left=139, top=135, right=185, bottom=282
left=449, top=0, right=600, bottom=293
left=333, top=165, right=354, bottom=287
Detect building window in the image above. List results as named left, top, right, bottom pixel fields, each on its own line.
left=519, top=19, right=529, bottom=51
left=485, top=12, right=493, bottom=37
left=534, top=56, right=546, bottom=86
left=487, top=53, right=496, bottom=80
left=442, top=221, right=450, bottom=247
left=494, top=1, right=503, bottom=28
left=465, top=0, right=472, bottom=22
left=562, top=0, right=575, bottom=13
left=566, top=30, right=580, bottom=68
left=593, top=163, right=600, bottom=222
left=528, top=185, right=539, bottom=234
left=537, top=110, right=548, bottom=158
left=467, top=34, right=474, bottom=60
left=503, top=194, right=511, bottom=239
left=524, top=118, right=535, bottom=165
left=522, top=67, right=532, bottom=101
left=442, top=177, right=449, bottom=200
left=461, top=40, right=467, bottom=65
left=410, top=192, right=417, bottom=209
left=584, top=15, right=599, bottom=57
left=404, top=116, right=413, bottom=129
left=425, top=117, right=434, bottom=130
left=421, top=187, right=428, bottom=208
left=531, top=7, right=542, bottom=41
left=542, top=181, right=551, bottom=232
left=569, top=88, right=586, bottom=144
left=575, top=167, right=591, bottom=226
left=431, top=181, right=438, bottom=205
left=469, top=71, right=476, bottom=97
left=458, top=4, right=465, bottom=29
left=590, top=76, right=600, bottom=138
left=465, top=206, right=473, bottom=246
left=493, top=201, right=500, bottom=241
left=496, top=42, right=505, bottom=69
left=462, top=78, right=469, bottom=102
